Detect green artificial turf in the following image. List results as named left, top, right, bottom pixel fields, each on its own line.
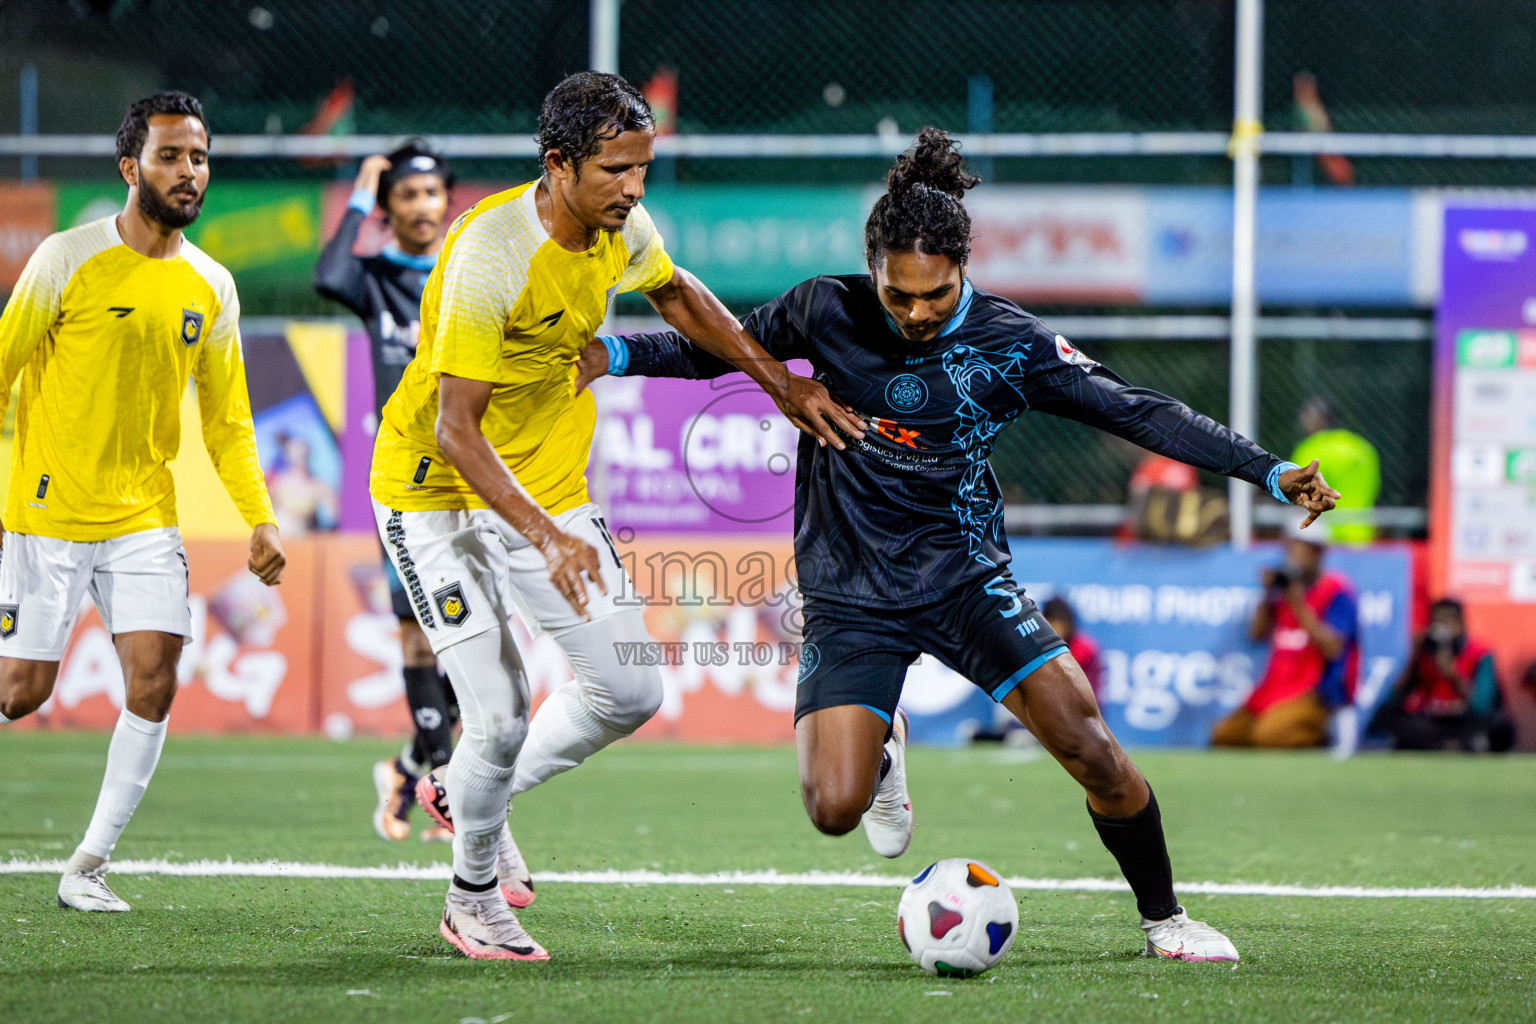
left=2, top=733, right=1534, bottom=1023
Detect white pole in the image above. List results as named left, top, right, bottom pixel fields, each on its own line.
left=1228, top=0, right=1263, bottom=548
left=590, top=0, right=619, bottom=74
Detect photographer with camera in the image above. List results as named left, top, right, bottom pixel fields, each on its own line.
left=1369, top=598, right=1513, bottom=752
left=1211, top=518, right=1359, bottom=748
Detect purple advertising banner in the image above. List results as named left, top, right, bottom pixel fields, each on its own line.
left=339, top=328, right=380, bottom=534
left=591, top=372, right=801, bottom=535
left=1433, top=206, right=1536, bottom=604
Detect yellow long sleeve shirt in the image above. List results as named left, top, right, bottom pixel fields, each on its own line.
left=0, top=216, right=274, bottom=541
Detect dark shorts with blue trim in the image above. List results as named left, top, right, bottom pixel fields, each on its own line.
left=795, top=570, right=1068, bottom=727
left=379, top=538, right=416, bottom=621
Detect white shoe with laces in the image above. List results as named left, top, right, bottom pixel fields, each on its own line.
left=440, top=885, right=549, bottom=961
left=58, top=866, right=130, bottom=912
left=1141, top=908, right=1240, bottom=962
left=861, top=707, right=914, bottom=858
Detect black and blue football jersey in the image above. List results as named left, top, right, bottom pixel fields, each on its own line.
left=605, top=275, right=1287, bottom=609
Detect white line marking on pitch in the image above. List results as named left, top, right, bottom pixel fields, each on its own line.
left=1, top=860, right=1532, bottom=899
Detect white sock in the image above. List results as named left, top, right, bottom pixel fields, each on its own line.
left=436, top=627, right=530, bottom=885
left=446, top=746, right=515, bottom=886
left=77, top=709, right=168, bottom=861
left=510, top=681, right=627, bottom=796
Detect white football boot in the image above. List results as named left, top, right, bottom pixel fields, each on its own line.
left=861, top=707, right=914, bottom=858
left=440, top=885, right=549, bottom=961
left=1141, top=908, right=1240, bottom=962
left=57, top=865, right=130, bottom=912
left=496, top=822, right=536, bottom=908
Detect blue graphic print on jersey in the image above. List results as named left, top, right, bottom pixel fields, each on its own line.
left=609, top=274, right=1283, bottom=609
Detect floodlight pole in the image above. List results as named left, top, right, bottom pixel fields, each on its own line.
left=1228, top=0, right=1263, bottom=549
left=591, top=0, right=620, bottom=74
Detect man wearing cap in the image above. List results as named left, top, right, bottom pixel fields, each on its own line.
left=1211, top=518, right=1360, bottom=748
left=315, top=140, right=458, bottom=840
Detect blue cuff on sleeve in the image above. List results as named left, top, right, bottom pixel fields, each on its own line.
left=1266, top=461, right=1299, bottom=504
left=347, top=188, right=377, bottom=215
left=599, top=334, right=630, bottom=376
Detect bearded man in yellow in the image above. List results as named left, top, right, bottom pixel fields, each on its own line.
left=0, top=92, right=284, bottom=913
left=369, top=72, right=863, bottom=961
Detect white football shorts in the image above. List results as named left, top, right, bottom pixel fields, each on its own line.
left=372, top=499, right=635, bottom=655
left=0, top=527, right=192, bottom=661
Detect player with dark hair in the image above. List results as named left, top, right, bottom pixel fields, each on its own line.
left=0, top=91, right=285, bottom=912
left=369, top=71, right=859, bottom=959
left=315, top=139, right=461, bottom=843
left=582, top=127, right=1340, bottom=962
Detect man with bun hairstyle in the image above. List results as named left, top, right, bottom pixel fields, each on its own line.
left=583, top=127, right=1342, bottom=962
left=315, top=139, right=460, bottom=843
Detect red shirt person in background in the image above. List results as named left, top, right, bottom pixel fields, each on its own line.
left=1369, top=598, right=1513, bottom=752
left=1044, top=596, right=1102, bottom=699
left=1211, top=519, right=1358, bottom=748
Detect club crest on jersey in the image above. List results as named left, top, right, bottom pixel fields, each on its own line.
left=886, top=373, right=929, bottom=413
left=0, top=604, right=17, bottom=639
left=180, top=309, right=204, bottom=346
left=1054, top=333, right=1095, bottom=370
left=433, top=583, right=470, bottom=626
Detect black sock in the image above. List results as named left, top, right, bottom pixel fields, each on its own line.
left=1088, top=786, right=1180, bottom=922
left=440, top=672, right=461, bottom=729
left=403, top=665, right=455, bottom=768
left=452, top=874, right=497, bottom=893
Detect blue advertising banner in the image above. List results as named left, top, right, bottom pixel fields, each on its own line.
left=899, top=538, right=1413, bottom=747
left=1143, top=187, right=1418, bottom=306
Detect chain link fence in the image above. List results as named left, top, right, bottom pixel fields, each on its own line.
left=992, top=333, right=1431, bottom=520
left=2, top=0, right=1523, bottom=530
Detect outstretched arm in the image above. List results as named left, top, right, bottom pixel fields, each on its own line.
left=1026, top=340, right=1338, bottom=523
left=643, top=268, right=863, bottom=448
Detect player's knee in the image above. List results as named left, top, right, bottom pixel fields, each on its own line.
left=476, top=714, right=529, bottom=768
left=800, top=780, right=865, bottom=836
left=0, top=672, right=53, bottom=720
left=1065, top=731, right=1136, bottom=801
left=584, top=665, right=664, bottom=734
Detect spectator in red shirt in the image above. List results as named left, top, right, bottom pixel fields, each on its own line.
left=1044, top=596, right=1103, bottom=700
left=1369, top=599, right=1513, bottom=752
left=1211, top=520, right=1358, bottom=748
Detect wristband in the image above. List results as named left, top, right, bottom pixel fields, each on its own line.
left=1266, top=461, right=1299, bottom=504
left=347, top=188, right=377, bottom=215
left=598, top=334, right=629, bottom=376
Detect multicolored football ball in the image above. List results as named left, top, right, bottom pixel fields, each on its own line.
left=897, top=858, right=1019, bottom=977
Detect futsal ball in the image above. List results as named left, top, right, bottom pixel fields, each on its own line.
left=896, top=858, right=1018, bottom=977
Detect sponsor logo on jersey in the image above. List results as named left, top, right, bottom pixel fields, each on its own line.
left=108, top=306, right=134, bottom=318
left=538, top=310, right=564, bottom=327
left=886, top=373, right=929, bottom=413
left=0, top=604, right=17, bottom=639
left=1054, top=333, right=1096, bottom=369
left=868, top=417, right=923, bottom=450
left=180, top=309, right=205, bottom=346
left=433, top=583, right=471, bottom=626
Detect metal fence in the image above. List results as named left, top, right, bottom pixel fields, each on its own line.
left=3, top=0, right=1527, bottom=532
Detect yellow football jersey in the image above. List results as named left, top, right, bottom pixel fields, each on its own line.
left=370, top=179, right=674, bottom=513
left=0, top=216, right=274, bottom=541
